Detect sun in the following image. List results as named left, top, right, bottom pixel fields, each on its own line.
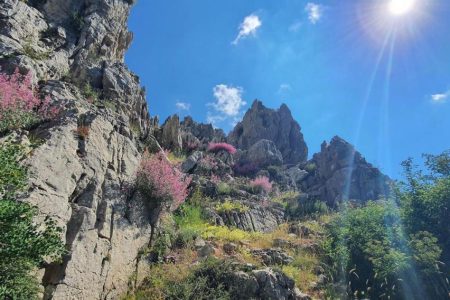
left=389, top=0, right=416, bottom=16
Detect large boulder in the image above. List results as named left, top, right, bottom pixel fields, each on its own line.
left=231, top=268, right=311, bottom=300
left=301, top=136, right=391, bottom=205
left=228, top=100, right=308, bottom=164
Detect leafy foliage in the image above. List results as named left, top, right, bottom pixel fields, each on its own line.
left=133, top=258, right=234, bottom=300
left=323, top=202, right=424, bottom=298
left=323, top=151, right=450, bottom=298
left=0, top=142, right=27, bottom=198
left=0, top=142, right=64, bottom=299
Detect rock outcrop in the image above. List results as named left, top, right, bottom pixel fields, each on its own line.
left=236, top=139, right=284, bottom=170
left=210, top=201, right=285, bottom=233
left=1, top=0, right=153, bottom=298
left=301, top=136, right=390, bottom=205
left=228, top=100, right=308, bottom=164
left=231, top=268, right=311, bottom=300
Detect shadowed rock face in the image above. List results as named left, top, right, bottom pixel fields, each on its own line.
left=228, top=100, right=308, bottom=164
left=301, top=136, right=391, bottom=206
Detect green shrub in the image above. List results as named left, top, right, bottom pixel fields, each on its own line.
left=271, top=191, right=299, bottom=208
left=217, top=182, right=232, bottom=195
left=323, top=201, right=445, bottom=299
left=286, top=198, right=329, bottom=219
left=304, top=163, right=317, bottom=172
left=0, top=143, right=27, bottom=198
left=0, top=142, right=64, bottom=299
left=164, top=258, right=235, bottom=300
left=215, top=200, right=249, bottom=213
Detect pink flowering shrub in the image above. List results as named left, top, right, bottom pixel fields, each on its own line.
left=207, top=142, right=237, bottom=155
left=250, top=176, right=273, bottom=194
left=0, top=69, right=59, bottom=132
left=136, top=151, right=192, bottom=211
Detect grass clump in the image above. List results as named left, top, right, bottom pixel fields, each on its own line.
left=217, top=182, right=232, bottom=195
left=130, top=258, right=234, bottom=300
left=215, top=200, right=249, bottom=213
left=272, top=191, right=300, bottom=208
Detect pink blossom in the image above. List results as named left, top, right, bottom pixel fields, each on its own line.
left=0, top=69, right=60, bottom=130
left=250, top=176, right=272, bottom=193
left=136, top=151, right=192, bottom=211
left=207, top=142, right=237, bottom=155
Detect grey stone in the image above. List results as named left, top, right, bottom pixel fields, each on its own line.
left=228, top=100, right=308, bottom=164
left=237, top=139, right=283, bottom=169
left=301, top=136, right=391, bottom=206
left=251, top=249, right=293, bottom=266
left=197, top=244, right=215, bottom=258
left=181, top=151, right=203, bottom=173
left=223, top=242, right=238, bottom=255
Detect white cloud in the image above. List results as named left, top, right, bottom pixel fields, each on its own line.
left=232, top=14, right=262, bottom=45
left=207, top=84, right=247, bottom=127
left=175, top=101, right=191, bottom=111
left=305, top=3, right=323, bottom=24
left=431, top=91, right=449, bottom=103
left=289, top=21, right=302, bottom=32
left=278, top=83, right=292, bottom=94
left=211, top=84, right=246, bottom=116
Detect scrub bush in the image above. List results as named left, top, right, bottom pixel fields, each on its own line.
left=136, top=151, right=192, bottom=211
left=250, top=176, right=272, bottom=193
left=207, top=142, right=237, bottom=155
left=0, top=69, right=59, bottom=133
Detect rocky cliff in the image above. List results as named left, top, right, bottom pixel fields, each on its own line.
left=1, top=0, right=152, bottom=298
left=228, top=100, right=308, bottom=164
left=301, top=136, right=391, bottom=206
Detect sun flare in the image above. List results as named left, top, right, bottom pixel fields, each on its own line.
left=389, top=0, right=416, bottom=15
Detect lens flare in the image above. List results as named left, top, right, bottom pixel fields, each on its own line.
left=389, top=0, right=416, bottom=15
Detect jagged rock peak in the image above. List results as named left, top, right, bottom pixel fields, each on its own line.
left=228, top=100, right=308, bottom=164
left=302, top=136, right=391, bottom=205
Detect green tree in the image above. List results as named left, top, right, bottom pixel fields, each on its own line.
left=0, top=142, right=64, bottom=299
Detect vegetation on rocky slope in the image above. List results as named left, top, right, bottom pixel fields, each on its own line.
left=0, top=141, right=64, bottom=299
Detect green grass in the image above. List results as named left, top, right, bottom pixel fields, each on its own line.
left=215, top=200, right=249, bottom=213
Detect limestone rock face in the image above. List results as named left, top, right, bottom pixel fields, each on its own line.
left=0, top=0, right=153, bottom=298
left=156, top=114, right=183, bottom=152
left=213, top=201, right=285, bottom=233
left=236, top=139, right=283, bottom=169
left=181, top=116, right=226, bottom=146
left=228, top=100, right=308, bottom=164
left=301, top=136, right=391, bottom=205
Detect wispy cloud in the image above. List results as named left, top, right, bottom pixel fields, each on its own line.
left=431, top=91, right=449, bottom=104
left=232, top=14, right=262, bottom=45
left=175, top=101, right=191, bottom=111
left=305, top=3, right=323, bottom=24
left=207, top=84, right=247, bottom=127
left=289, top=21, right=302, bottom=32
left=278, top=83, right=292, bottom=94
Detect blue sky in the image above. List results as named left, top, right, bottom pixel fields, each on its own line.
left=126, top=0, right=450, bottom=178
